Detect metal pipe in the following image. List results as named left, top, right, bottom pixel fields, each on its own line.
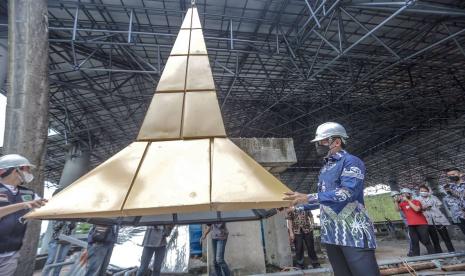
left=72, top=7, right=79, bottom=41
left=79, top=68, right=159, bottom=74
left=377, top=251, right=465, bottom=266
left=49, top=26, right=272, bottom=45
left=340, top=7, right=400, bottom=59
left=342, top=3, right=408, bottom=55
left=346, top=5, right=465, bottom=16
left=128, top=9, right=133, bottom=43
left=230, top=19, right=234, bottom=50
left=304, top=0, right=321, bottom=28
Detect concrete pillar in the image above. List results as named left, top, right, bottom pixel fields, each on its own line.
left=388, top=175, right=399, bottom=192
left=4, top=1, right=49, bottom=275
left=0, top=13, right=7, bottom=90
left=39, top=143, right=90, bottom=254
left=58, top=143, right=91, bottom=188
left=262, top=208, right=292, bottom=268
left=204, top=138, right=296, bottom=274
left=0, top=38, right=7, bottom=90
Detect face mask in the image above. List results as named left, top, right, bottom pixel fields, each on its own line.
left=17, top=170, right=34, bottom=184
left=315, top=143, right=330, bottom=157
left=419, top=191, right=429, bottom=197
left=448, top=176, right=460, bottom=182
left=23, top=172, right=34, bottom=183
left=315, top=139, right=336, bottom=157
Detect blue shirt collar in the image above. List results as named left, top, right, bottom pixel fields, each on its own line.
left=324, top=149, right=347, bottom=162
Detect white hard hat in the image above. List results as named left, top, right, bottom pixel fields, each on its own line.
left=400, top=188, right=413, bottom=195
left=311, top=122, right=349, bottom=142
left=0, top=154, right=35, bottom=170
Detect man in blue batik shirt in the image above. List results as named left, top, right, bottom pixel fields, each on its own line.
left=284, top=122, right=380, bottom=276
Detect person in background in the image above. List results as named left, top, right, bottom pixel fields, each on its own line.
left=201, top=223, right=230, bottom=276
left=395, top=188, right=434, bottom=256
left=42, top=188, right=76, bottom=276
left=42, top=219, right=76, bottom=276
left=0, top=154, right=44, bottom=276
left=417, top=185, right=454, bottom=253
left=391, top=190, right=413, bottom=256
left=84, top=224, right=118, bottom=276
left=442, top=168, right=465, bottom=235
left=136, top=225, right=173, bottom=276
left=286, top=207, right=320, bottom=269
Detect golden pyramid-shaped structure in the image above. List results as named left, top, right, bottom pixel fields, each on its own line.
left=27, top=6, right=291, bottom=223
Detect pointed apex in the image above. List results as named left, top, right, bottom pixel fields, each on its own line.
left=137, top=6, right=225, bottom=141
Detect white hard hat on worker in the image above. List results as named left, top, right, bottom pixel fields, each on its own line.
left=311, top=122, right=349, bottom=157
left=0, top=154, right=35, bottom=185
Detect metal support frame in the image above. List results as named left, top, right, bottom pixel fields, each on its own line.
left=11, top=0, right=463, bottom=189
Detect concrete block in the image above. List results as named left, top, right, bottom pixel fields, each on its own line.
left=262, top=212, right=292, bottom=268
left=207, top=221, right=266, bottom=275
left=231, top=138, right=297, bottom=173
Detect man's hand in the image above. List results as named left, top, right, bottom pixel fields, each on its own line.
left=24, top=198, right=48, bottom=209
left=402, top=195, right=410, bottom=202
left=283, top=191, right=309, bottom=206
left=289, top=232, right=295, bottom=243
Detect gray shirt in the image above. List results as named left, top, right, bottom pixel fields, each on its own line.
left=209, top=223, right=228, bottom=240
left=417, top=195, right=450, bottom=225
left=142, top=226, right=172, bottom=247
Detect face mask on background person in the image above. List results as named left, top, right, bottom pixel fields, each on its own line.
left=419, top=191, right=429, bottom=197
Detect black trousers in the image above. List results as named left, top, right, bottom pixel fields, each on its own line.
left=325, top=243, right=380, bottom=276
left=457, top=218, right=465, bottom=236
left=294, top=230, right=319, bottom=267
left=408, top=225, right=434, bottom=256
left=428, top=225, right=455, bottom=253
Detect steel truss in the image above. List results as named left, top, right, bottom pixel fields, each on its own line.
left=1, top=0, right=465, bottom=190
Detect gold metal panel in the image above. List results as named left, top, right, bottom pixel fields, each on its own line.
left=137, top=93, right=184, bottom=140
left=182, top=92, right=226, bottom=138
left=170, top=29, right=191, bottom=56
left=180, top=8, right=193, bottom=29
left=123, top=139, right=211, bottom=213
left=212, top=202, right=291, bottom=212
left=155, top=56, right=187, bottom=92
left=211, top=138, right=292, bottom=205
left=186, top=56, right=215, bottom=91
left=189, top=29, right=207, bottom=55
left=26, top=142, right=148, bottom=219
left=191, top=7, right=202, bottom=29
